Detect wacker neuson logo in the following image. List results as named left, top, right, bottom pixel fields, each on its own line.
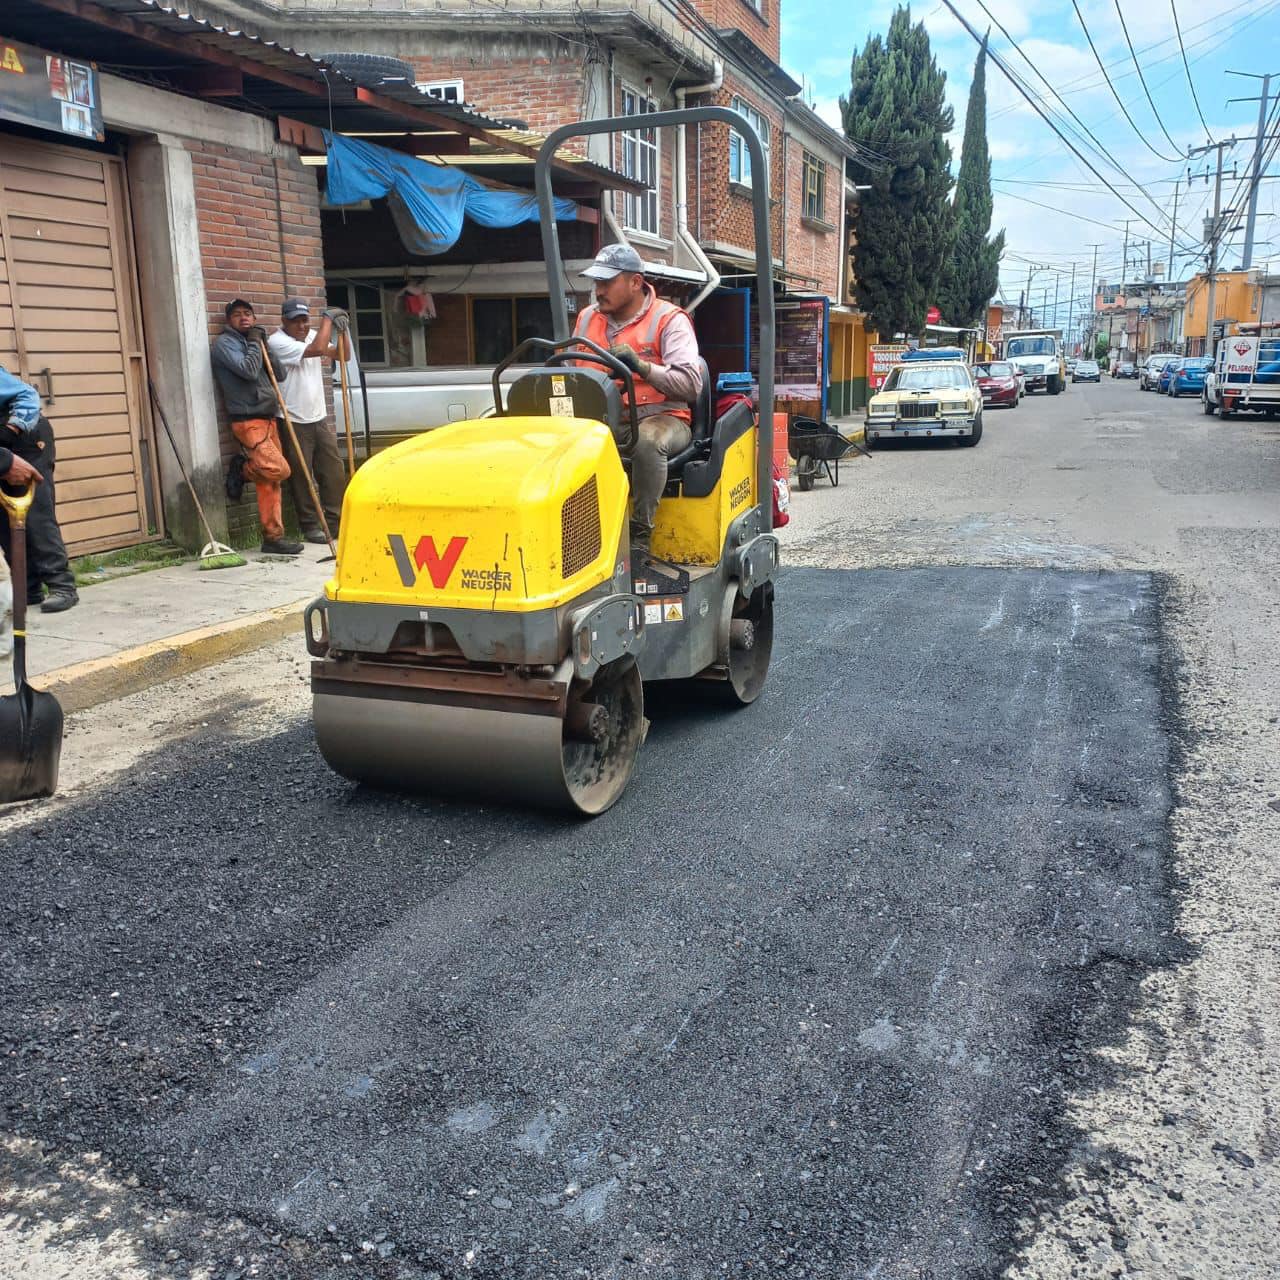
left=387, top=535, right=513, bottom=592
left=387, top=534, right=467, bottom=589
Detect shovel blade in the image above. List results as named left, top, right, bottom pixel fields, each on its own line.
left=0, top=684, right=64, bottom=803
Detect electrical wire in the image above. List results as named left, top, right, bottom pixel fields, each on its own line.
left=988, top=0, right=1279, bottom=124
left=1171, top=0, right=1213, bottom=143
left=939, top=0, right=1200, bottom=255
left=969, top=0, right=1160, bottom=186
left=1070, top=0, right=1181, bottom=162
left=1113, top=0, right=1183, bottom=156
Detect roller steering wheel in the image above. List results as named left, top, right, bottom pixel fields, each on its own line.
left=492, top=336, right=640, bottom=456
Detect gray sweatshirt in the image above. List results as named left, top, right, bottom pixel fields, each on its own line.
left=211, top=327, right=286, bottom=420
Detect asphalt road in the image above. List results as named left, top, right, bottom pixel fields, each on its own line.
left=0, top=561, right=1178, bottom=1279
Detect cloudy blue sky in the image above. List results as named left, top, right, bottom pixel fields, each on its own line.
left=780, top=0, right=1280, bottom=329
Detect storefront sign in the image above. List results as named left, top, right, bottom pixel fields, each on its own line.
left=749, top=297, right=829, bottom=404
left=0, top=37, right=103, bottom=142
left=867, top=342, right=909, bottom=390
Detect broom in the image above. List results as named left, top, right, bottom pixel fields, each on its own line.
left=147, top=379, right=247, bottom=571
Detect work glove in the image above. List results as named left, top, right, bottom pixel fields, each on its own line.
left=324, top=307, right=351, bottom=332
left=609, top=343, right=651, bottom=380
left=247, top=325, right=268, bottom=345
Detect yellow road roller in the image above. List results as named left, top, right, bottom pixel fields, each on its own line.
left=305, top=108, right=778, bottom=814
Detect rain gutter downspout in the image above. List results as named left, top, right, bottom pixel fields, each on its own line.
left=675, top=59, right=723, bottom=312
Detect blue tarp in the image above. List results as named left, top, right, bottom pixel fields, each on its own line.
left=323, top=132, right=576, bottom=256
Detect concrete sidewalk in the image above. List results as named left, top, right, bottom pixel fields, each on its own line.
left=3, top=544, right=332, bottom=712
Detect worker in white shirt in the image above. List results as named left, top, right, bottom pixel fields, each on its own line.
left=267, top=298, right=348, bottom=543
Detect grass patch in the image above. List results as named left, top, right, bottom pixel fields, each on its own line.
left=72, top=541, right=191, bottom=586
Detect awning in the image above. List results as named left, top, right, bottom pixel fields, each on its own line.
left=324, top=132, right=577, bottom=256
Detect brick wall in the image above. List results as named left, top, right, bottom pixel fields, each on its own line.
left=686, top=0, right=780, bottom=62
left=408, top=45, right=589, bottom=155
left=779, top=131, right=841, bottom=298
left=187, top=140, right=326, bottom=540
left=690, top=76, right=784, bottom=263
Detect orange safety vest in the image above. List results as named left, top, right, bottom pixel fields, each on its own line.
left=573, top=290, right=693, bottom=423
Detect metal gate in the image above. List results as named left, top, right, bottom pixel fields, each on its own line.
left=0, top=132, right=157, bottom=554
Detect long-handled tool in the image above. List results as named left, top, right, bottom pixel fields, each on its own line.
left=0, top=481, right=64, bottom=803
left=336, top=329, right=357, bottom=478
left=148, top=379, right=246, bottom=571
left=258, top=338, right=337, bottom=564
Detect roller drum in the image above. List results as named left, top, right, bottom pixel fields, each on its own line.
left=313, top=660, right=644, bottom=816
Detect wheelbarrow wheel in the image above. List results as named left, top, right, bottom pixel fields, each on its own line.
left=796, top=454, right=816, bottom=491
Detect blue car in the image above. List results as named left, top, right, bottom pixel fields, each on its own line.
left=1155, top=358, right=1180, bottom=395
left=1168, top=357, right=1212, bottom=397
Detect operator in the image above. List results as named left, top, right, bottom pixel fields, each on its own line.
left=267, top=298, right=350, bottom=544
left=575, top=244, right=702, bottom=556
left=0, top=365, right=78, bottom=614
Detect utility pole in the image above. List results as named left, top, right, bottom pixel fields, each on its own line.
left=1067, top=261, right=1077, bottom=353
left=1053, top=273, right=1060, bottom=330
left=1227, top=70, right=1276, bottom=269
left=1087, top=243, right=1101, bottom=358
left=1166, top=180, right=1180, bottom=280
left=1188, top=138, right=1237, bottom=359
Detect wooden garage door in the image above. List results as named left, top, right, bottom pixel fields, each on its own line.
left=0, top=133, right=156, bottom=554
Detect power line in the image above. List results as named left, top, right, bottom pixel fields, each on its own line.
left=939, top=0, right=1200, bottom=255
left=968, top=0, right=1150, bottom=188
left=988, top=0, right=1280, bottom=125
left=1113, top=0, right=1183, bottom=156
left=1171, top=0, right=1213, bottom=143
left=1070, top=0, right=1181, bottom=162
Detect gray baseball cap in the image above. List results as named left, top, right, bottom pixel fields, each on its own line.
left=580, top=243, right=646, bottom=280
left=281, top=297, right=310, bottom=320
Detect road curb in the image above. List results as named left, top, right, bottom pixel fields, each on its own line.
left=33, top=596, right=312, bottom=715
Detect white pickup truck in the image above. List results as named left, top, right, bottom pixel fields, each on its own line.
left=332, top=362, right=530, bottom=454
left=1202, top=325, right=1280, bottom=418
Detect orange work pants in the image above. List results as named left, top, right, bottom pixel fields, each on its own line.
left=231, top=417, right=291, bottom=542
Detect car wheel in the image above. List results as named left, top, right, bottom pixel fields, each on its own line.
left=1202, top=394, right=1215, bottom=416
left=961, top=413, right=983, bottom=447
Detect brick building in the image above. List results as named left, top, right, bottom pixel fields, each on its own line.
left=203, top=0, right=866, bottom=417
left=1, top=0, right=617, bottom=551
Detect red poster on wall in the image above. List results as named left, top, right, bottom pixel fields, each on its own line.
left=867, top=343, right=909, bottom=390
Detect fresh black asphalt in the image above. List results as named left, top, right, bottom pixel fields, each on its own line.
left=0, top=567, right=1182, bottom=1279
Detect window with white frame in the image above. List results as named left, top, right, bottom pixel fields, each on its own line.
left=620, top=84, right=660, bottom=236
left=802, top=151, right=826, bottom=222
left=419, top=78, right=463, bottom=103
left=729, top=97, right=769, bottom=188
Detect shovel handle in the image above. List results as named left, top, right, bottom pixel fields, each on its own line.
left=0, top=479, right=36, bottom=527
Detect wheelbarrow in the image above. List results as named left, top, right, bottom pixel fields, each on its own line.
left=788, top=417, right=867, bottom=491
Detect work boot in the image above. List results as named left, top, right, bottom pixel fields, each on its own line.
left=40, top=588, right=79, bottom=614
left=26, top=584, right=46, bottom=606
left=302, top=528, right=329, bottom=545
left=260, top=537, right=304, bottom=556
left=629, top=522, right=652, bottom=563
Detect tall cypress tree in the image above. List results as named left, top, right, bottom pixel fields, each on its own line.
left=841, top=6, right=954, bottom=337
left=938, top=34, right=1005, bottom=327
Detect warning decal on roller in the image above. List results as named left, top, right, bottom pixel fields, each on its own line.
left=644, top=603, right=662, bottom=625
left=663, top=599, right=684, bottom=622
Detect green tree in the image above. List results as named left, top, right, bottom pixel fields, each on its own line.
left=937, top=34, right=1005, bottom=327
left=841, top=5, right=954, bottom=337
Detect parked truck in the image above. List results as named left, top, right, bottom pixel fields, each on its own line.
left=1202, top=323, right=1280, bottom=418
left=1002, top=328, right=1068, bottom=395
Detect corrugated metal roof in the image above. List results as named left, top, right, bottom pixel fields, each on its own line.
left=9, top=0, right=634, bottom=186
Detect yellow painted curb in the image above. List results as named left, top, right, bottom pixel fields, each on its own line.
left=31, top=597, right=312, bottom=715
left=845, top=426, right=867, bottom=449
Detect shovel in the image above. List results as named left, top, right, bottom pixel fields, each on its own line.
left=0, top=481, right=64, bottom=802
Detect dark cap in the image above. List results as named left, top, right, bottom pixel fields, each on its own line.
left=224, top=298, right=254, bottom=318
left=581, top=243, right=646, bottom=280
left=282, top=297, right=310, bottom=320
